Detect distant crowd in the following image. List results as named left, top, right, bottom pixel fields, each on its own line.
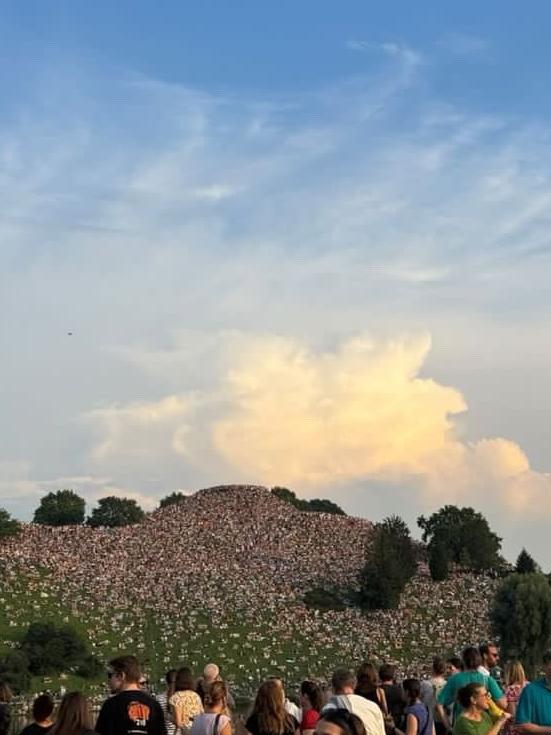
left=2, top=642, right=551, bottom=735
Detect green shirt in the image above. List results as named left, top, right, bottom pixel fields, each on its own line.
left=453, top=712, right=496, bottom=735
left=438, top=672, right=503, bottom=721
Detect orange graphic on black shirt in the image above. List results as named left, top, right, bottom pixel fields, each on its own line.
left=128, top=701, right=151, bottom=726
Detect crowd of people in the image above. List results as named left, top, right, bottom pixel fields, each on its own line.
left=1, top=644, right=551, bottom=735
left=0, top=486, right=500, bottom=694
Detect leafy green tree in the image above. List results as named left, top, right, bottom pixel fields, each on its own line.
left=21, top=623, right=90, bottom=675
left=0, top=650, right=31, bottom=693
left=358, top=515, right=417, bottom=610
left=0, top=508, right=21, bottom=538
left=33, top=489, right=85, bottom=526
left=88, top=496, right=145, bottom=527
left=491, top=572, right=551, bottom=678
left=271, top=487, right=306, bottom=509
left=515, top=549, right=539, bottom=574
left=429, top=538, right=450, bottom=581
left=159, top=492, right=187, bottom=509
left=307, top=498, right=346, bottom=515
left=271, top=487, right=345, bottom=515
left=418, top=505, right=502, bottom=573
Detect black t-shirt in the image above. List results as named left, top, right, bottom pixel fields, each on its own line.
left=96, top=690, right=167, bottom=735
left=246, top=712, right=297, bottom=735
left=19, top=725, right=53, bottom=735
left=381, top=684, right=406, bottom=727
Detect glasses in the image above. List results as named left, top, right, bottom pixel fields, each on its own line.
left=106, top=671, right=116, bottom=679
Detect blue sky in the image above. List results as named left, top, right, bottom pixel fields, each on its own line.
left=1, top=2, right=551, bottom=566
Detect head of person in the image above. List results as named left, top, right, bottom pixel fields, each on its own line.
left=175, top=667, right=196, bottom=693
left=543, top=650, right=551, bottom=680
left=504, top=661, right=526, bottom=688
left=457, top=684, right=489, bottom=712
left=106, top=655, right=142, bottom=693
left=32, top=693, right=55, bottom=724
left=403, top=679, right=421, bottom=706
left=204, top=681, right=228, bottom=711
left=446, top=657, right=462, bottom=676
left=379, top=664, right=396, bottom=684
left=315, top=709, right=367, bottom=735
left=138, top=675, right=149, bottom=691
left=331, top=669, right=356, bottom=695
left=0, top=681, right=12, bottom=704
left=432, top=657, right=446, bottom=678
left=165, top=668, right=177, bottom=694
left=462, top=647, right=482, bottom=672
left=356, top=663, right=378, bottom=690
left=253, top=679, right=290, bottom=735
left=204, top=663, right=220, bottom=684
left=300, top=681, right=323, bottom=712
left=479, top=643, right=500, bottom=670
left=49, top=692, right=92, bottom=735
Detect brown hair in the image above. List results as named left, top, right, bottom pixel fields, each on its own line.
left=48, top=692, right=92, bottom=735
left=355, top=662, right=378, bottom=698
left=108, top=655, right=141, bottom=684
left=253, top=680, right=293, bottom=735
left=205, top=681, right=228, bottom=707
left=0, top=681, right=12, bottom=704
left=175, top=667, right=196, bottom=692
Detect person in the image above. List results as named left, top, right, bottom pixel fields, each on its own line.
left=47, top=692, right=97, bottom=735
left=0, top=681, right=12, bottom=735
left=503, top=661, right=528, bottom=732
left=420, top=658, right=447, bottom=735
left=515, top=650, right=551, bottom=734
left=403, top=679, right=435, bottom=735
left=447, top=660, right=463, bottom=677
left=315, top=709, right=367, bottom=735
left=156, top=670, right=177, bottom=735
left=300, top=681, right=323, bottom=735
left=356, top=664, right=388, bottom=714
left=437, top=648, right=506, bottom=730
left=245, top=679, right=299, bottom=735
left=452, top=684, right=510, bottom=735
left=322, top=669, right=385, bottom=735
left=20, top=693, right=55, bottom=734
left=170, top=668, right=203, bottom=735
left=96, top=655, right=167, bottom=735
left=197, top=665, right=220, bottom=704
left=479, top=647, right=500, bottom=680
left=190, top=681, right=231, bottom=735
left=379, top=666, right=406, bottom=731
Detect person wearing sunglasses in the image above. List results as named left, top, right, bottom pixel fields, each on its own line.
left=453, top=684, right=510, bottom=735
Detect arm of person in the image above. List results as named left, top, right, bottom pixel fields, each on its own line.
left=485, top=714, right=512, bottom=735
left=379, top=688, right=389, bottom=716
left=220, top=717, right=232, bottom=735
left=171, top=704, right=184, bottom=729
left=488, top=679, right=507, bottom=711
left=516, top=726, right=551, bottom=734
left=435, top=704, right=452, bottom=732
left=406, top=714, right=419, bottom=735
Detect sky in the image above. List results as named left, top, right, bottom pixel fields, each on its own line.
left=1, top=1, right=551, bottom=567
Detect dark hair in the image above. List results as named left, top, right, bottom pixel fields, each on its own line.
left=403, top=679, right=421, bottom=705
left=379, top=664, right=396, bottom=683
left=332, top=669, right=356, bottom=693
left=319, top=709, right=367, bottom=735
left=33, top=694, right=55, bottom=722
left=0, top=681, right=12, bottom=704
left=108, top=655, right=141, bottom=684
left=48, top=692, right=92, bottom=735
left=457, top=683, right=484, bottom=709
left=355, top=663, right=378, bottom=699
left=479, top=643, right=497, bottom=658
left=432, top=657, right=446, bottom=677
left=175, top=667, right=196, bottom=692
left=253, top=679, right=293, bottom=735
left=462, top=647, right=482, bottom=671
left=300, top=680, right=323, bottom=712
left=543, top=651, right=551, bottom=665
left=447, top=656, right=462, bottom=671
left=165, top=668, right=177, bottom=713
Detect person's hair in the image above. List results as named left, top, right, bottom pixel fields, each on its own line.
left=253, top=679, right=293, bottom=735
left=378, top=664, right=396, bottom=683
left=175, top=667, right=196, bottom=692
left=32, top=693, right=55, bottom=722
left=355, top=663, right=378, bottom=698
left=504, top=661, right=526, bottom=687
left=48, top=692, right=92, bottom=735
left=0, top=681, right=12, bottom=704
left=318, top=709, right=367, bottom=735
left=432, top=657, right=446, bottom=677
left=403, top=679, right=421, bottom=705
left=332, top=668, right=356, bottom=693
left=542, top=651, right=551, bottom=665
left=457, top=684, right=484, bottom=710
left=462, top=647, right=482, bottom=671
left=165, top=669, right=177, bottom=712
left=447, top=656, right=462, bottom=672
left=479, top=643, right=497, bottom=659
left=300, top=680, right=323, bottom=712
left=204, top=663, right=220, bottom=681
left=108, top=655, right=142, bottom=684
left=205, top=680, right=227, bottom=707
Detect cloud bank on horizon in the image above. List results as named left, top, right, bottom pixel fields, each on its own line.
left=1, top=17, right=551, bottom=564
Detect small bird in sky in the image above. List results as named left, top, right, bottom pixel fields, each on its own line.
left=67, top=332, right=73, bottom=336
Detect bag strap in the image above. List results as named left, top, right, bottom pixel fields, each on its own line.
left=213, top=713, right=222, bottom=735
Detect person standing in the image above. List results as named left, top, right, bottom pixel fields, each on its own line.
left=48, top=692, right=97, bottom=735
left=322, top=669, right=385, bottom=735
left=515, top=651, right=551, bottom=734
left=452, top=684, right=510, bottom=735
left=191, top=681, right=231, bottom=735
left=20, top=694, right=55, bottom=734
left=96, top=655, right=167, bottom=735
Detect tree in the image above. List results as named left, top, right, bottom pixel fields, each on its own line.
left=0, top=650, right=31, bottom=693
left=33, top=489, right=85, bottom=526
left=307, top=498, right=346, bottom=515
left=429, top=538, right=450, bottom=581
left=516, top=549, right=539, bottom=575
left=418, top=505, right=502, bottom=573
left=21, top=622, right=91, bottom=675
left=358, top=516, right=417, bottom=610
left=88, top=496, right=145, bottom=527
left=490, top=572, right=551, bottom=678
left=159, top=492, right=187, bottom=509
left=0, top=508, right=21, bottom=538
left=271, top=487, right=346, bottom=515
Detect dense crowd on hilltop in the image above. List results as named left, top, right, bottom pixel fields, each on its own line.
left=0, top=487, right=499, bottom=692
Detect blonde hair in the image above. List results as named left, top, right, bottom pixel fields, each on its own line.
left=505, top=661, right=526, bottom=687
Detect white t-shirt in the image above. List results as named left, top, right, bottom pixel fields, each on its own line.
left=322, top=694, right=385, bottom=735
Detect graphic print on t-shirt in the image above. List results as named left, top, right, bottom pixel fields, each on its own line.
left=128, top=701, right=151, bottom=728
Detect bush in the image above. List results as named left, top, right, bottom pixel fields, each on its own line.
left=159, top=492, right=187, bottom=509
left=33, top=490, right=85, bottom=526
left=0, top=508, right=21, bottom=539
left=0, top=651, right=31, bottom=693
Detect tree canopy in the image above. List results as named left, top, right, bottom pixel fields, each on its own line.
left=88, top=496, right=145, bottom=527
left=515, top=549, right=539, bottom=574
left=271, top=487, right=345, bottom=515
left=0, top=508, right=21, bottom=538
left=418, top=505, right=502, bottom=574
left=33, top=489, right=85, bottom=526
left=159, top=491, right=187, bottom=509
left=490, top=572, right=551, bottom=678
left=358, top=515, right=417, bottom=610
